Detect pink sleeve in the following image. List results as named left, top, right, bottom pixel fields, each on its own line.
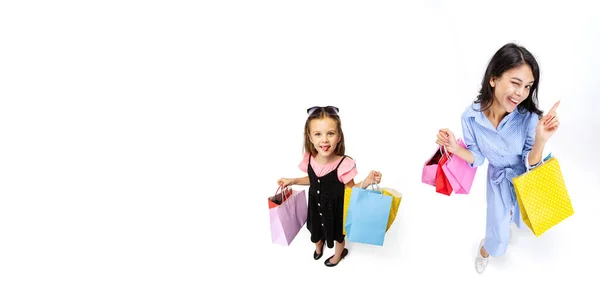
left=298, top=152, right=310, bottom=173
left=338, top=157, right=357, bottom=184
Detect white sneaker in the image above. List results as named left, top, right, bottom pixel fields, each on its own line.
left=475, top=239, right=489, bottom=274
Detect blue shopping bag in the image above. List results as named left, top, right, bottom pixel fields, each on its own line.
left=344, top=186, right=393, bottom=246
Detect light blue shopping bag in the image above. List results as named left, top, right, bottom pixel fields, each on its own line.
left=344, top=185, right=393, bottom=246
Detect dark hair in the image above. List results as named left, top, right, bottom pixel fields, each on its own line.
left=303, top=111, right=345, bottom=157
left=474, top=43, right=543, bottom=117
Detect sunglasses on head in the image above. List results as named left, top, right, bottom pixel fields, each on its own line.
left=306, top=106, right=340, bottom=116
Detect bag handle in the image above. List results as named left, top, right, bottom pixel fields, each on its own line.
left=440, top=137, right=471, bottom=162
left=360, top=172, right=384, bottom=199
left=440, top=145, right=451, bottom=160
left=525, top=153, right=552, bottom=173
left=274, top=184, right=291, bottom=203
left=439, top=138, right=460, bottom=161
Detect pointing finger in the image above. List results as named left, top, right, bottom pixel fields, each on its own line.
left=548, top=100, right=560, bottom=115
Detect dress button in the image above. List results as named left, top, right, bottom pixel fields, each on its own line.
left=317, top=179, right=320, bottom=183
left=317, top=190, right=320, bottom=194
left=319, top=213, right=322, bottom=216
left=318, top=203, right=320, bottom=206
left=321, top=223, right=324, bottom=226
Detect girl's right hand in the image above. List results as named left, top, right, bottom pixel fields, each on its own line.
left=436, top=128, right=459, bottom=153
left=277, top=178, right=294, bottom=187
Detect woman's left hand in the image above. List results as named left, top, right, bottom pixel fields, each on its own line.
left=536, top=100, right=561, bottom=143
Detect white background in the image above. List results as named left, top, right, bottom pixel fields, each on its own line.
left=1, top=1, right=599, bottom=304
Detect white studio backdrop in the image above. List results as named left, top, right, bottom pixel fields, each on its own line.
left=1, top=1, right=599, bottom=304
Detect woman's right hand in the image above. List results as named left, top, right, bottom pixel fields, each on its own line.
left=436, top=128, right=459, bottom=153
left=277, top=178, right=294, bottom=187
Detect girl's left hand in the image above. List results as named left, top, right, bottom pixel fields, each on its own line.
left=536, top=100, right=561, bottom=143
left=367, top=170, right=382, bottom=185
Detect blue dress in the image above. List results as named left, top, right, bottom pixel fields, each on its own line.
left=461, top=103, right=543, bottom=256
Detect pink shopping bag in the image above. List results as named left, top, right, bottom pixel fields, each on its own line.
left=268, top=186, right=308, bottom=246
left=441, top=139, right=477, bottom=194
left=422, top=146, right=445, bottom=186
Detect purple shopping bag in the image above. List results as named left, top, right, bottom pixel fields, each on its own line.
left=422, top=146, right=445, bottom=186
left=268, top=186, right=307, bottom=246
left=441, top=139, right=477, bottom=194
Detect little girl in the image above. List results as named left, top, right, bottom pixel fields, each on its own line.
left=278, top=106, right=382, bottom=267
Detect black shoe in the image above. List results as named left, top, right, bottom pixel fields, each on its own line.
left=313, top=242, right=325, bottom=260
left=324, top=248, right=348, bottom=267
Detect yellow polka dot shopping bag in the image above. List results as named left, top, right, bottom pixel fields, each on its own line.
left=512, top=157, right=574, bottom=237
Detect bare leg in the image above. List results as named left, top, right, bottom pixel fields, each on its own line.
left=328, top=240, right=346, bottom=264
left=480, top=244, right=489, bottom=258
left=315, top=240, right=324, bottom=255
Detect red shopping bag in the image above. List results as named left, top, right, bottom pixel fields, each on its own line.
left=435, top=152, right=453, bottom=196
left=268, top=186, right=293, bottom=208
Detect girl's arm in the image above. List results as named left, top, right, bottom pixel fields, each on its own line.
left=344, top=171, right=381, bottom=189
left=345, top=179, right=368, bottom=189
left=345, top=179, right=357, bottom=188
left=278, top=176, right=309, bottom=187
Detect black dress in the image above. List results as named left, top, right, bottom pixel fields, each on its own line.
left=307, top=155, right=347, bottom=248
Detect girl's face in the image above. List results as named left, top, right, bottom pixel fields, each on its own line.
left=490, top=64, right=535, bottom=113
left=309, top=117, right=341, bottom=159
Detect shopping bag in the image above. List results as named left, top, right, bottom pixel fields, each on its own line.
left=422, top=147, right=444, bottom=186
left=343, top=187, right=402, bottom=235
left=435, top=151, right=453, bottom=196
left=382, top=188, right=402, bottom=231
left=268, top=186, right=308, bottom=245
left=441, top=138, right=478, bottom=194
left=512, top=157, right=574, bottom=237
left=268, top=187, right=293, bottom=208
left=343, top=187, right=352, bottom=235
left=344, top=185, right=393, bottom=246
